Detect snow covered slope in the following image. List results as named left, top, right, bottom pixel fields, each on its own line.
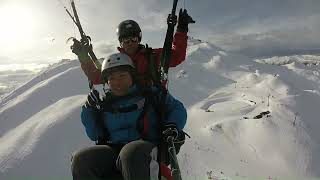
left=0, top=40, right=320, bottom=179
left=0, top=60, right=90, bottom=179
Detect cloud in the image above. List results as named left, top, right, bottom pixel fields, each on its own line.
left=137, top=8, right=167, bottom=31
left=0, top=84, right=7, bottom=90
left=0, top=64, right=48, bottom=73
left=94, top=41, right=118, bottom=57
left=0, top=56, right=14, bottom=64
left=209, top=14, right=320, bottom=58
left=211, top=30, right=320, bottom=58
left=5, top=0, right=320, bottom=63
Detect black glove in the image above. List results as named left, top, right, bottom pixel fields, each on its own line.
left=84, top=89, right=101, bottom=109
left=167, top=13, right=177, bottom=26
left=177, top=9, right=195, bottom=33
left=162, top=123, right=179, bottom=142
left=161, top=123, right=186, bottom=165
left=70, top=38, right=92, bottom=63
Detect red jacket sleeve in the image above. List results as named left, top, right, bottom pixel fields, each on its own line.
left=80, top=61, right=103, bottom=85
left=154, top=31, right=188, bottom=67
left=170, top=31, right=188, bottom=67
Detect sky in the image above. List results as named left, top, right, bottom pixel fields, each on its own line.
left=1, top=39, right=320, bottom=179
left=1, top=0, right=320, bottom=64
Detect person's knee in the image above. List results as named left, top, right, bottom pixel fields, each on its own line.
left=117, top=141, right=158, bottom=180
left=71, top=148, right=93, bottom=173
left=72, top=146, right=115, bottom=173
left=118, top=140, right=155, bottom=165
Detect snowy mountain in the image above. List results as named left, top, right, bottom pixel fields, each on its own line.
left=0, top=39, right=320, bottom=180
left=0, top=63, right=49, bottom=98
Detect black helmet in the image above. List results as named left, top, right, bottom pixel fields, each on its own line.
left=116, top=20, right=142, bottom=42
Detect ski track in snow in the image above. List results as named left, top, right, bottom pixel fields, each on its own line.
left=0, top=96, right=83, bottom=173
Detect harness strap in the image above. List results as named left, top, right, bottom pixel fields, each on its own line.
left=142, top=112, right=149, bottom=137
left=134, top=93, right=151, bottom=139
left=144, top=44, right=160, bottom=85
left=95, top=108, right=111, bottom=145
left=135, top=87, right=160, bottom=139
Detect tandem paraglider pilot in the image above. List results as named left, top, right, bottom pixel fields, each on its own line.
left=71, top=9, right=195, bottom=86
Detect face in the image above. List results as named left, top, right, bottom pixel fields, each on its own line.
left=120, top=37, right=140, bottom=56
left=107, top=70, right=133, bottom=96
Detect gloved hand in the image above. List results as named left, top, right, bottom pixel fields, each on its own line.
left=162, top=123, right=179, bottom=142
left=177, top=9, right=195, bottom=32
left=84, top=89, right=101, bottom=109
left=167, top=13, right=177, bottom=26
left=70, top=38, right=92, bottom=63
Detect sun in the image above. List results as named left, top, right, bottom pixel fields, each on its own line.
left=0, top=2, right=38, bottom=51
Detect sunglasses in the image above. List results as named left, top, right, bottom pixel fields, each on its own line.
left=120, top=37, right=139, bottom=45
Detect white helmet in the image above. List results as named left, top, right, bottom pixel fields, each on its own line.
left=101, top=53, right=135, bottom=78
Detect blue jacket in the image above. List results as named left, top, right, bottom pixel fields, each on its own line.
left=81, top=85, right=187, bottom=144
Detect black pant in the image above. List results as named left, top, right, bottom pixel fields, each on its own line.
left=71, top=140, right=159, bottom=180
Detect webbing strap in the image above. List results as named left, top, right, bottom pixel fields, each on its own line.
left=145, top=44, right=160, bottom=85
